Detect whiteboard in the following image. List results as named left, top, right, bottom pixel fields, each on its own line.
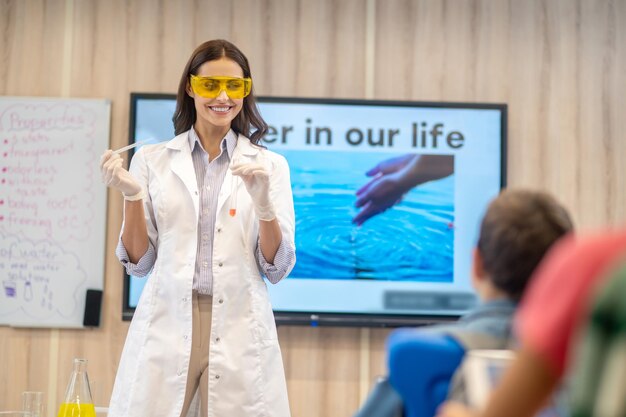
left=0, top=97, right=110, bottom=328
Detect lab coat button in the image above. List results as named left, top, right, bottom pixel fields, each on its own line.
left=215, top=337, right=220, bottom=342
left=217, top=228, right=222, bottom=233
left=218, top=299, right=224, bottom=304
left=218, top=262, right=223, bottom=267
left=215, top=374, right=220, bottom=379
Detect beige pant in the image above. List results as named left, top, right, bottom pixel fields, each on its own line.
left=180, top=292, right=212, bottom=417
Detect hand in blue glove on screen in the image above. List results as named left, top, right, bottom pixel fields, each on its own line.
left=353, top=154, right=454, bottom=226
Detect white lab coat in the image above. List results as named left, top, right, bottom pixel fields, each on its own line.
left=108, top=131, right=295, bottom=417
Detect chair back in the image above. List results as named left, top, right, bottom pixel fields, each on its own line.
left=387, top=330, right=465, bottom=417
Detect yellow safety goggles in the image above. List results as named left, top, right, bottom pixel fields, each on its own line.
left=189, top=75, right=252, bottom=99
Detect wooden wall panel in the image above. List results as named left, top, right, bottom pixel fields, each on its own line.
left=1, top=0, right=625, bottom=416
left=0, top=0, right=67, bottom=96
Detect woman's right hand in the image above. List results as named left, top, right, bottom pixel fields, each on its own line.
left=100, top=150, right=143, bottom=198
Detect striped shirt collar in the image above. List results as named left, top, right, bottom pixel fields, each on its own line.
left=188, top=126, right=237, bottom=160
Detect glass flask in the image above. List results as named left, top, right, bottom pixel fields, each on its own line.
left=57, top=358, right=96, bottom=417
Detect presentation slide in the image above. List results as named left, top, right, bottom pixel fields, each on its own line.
left=127, top=95, right=505, bottom=322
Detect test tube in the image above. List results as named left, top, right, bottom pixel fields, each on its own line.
left=230, top=148, right=243, bottom=217
left=229, top=176, right=238, bottom=217
left=112, top=138, right=153, bottom=154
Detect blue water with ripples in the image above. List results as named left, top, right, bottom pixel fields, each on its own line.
left=277, top=150, right=455, bottom=282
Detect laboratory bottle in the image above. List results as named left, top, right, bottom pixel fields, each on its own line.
left=57, top=358, right=96, bottom=417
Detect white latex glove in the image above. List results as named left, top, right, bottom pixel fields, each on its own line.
left=100, top=150, right=144, bottom=200
left=230, top=161, right=276, bottom=221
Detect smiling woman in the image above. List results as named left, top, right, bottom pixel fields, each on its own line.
left=186, top=58, right=246, bottom=138
left=172, top=40, right=269, bottom=147
left=99, top=39, right=296, bottom=417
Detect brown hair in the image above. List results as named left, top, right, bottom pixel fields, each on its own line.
left=172, top=39, right=268, bottom=144
left=477, top=188, right=574, bottom=300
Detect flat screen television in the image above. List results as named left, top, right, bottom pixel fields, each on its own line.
left=123, top=93, right=506, bottom=327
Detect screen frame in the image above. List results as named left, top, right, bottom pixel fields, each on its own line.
left=122, top=93, right=508, bottom=326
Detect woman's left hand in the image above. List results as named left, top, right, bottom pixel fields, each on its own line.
left=231, top=162, right=276, bottom=221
